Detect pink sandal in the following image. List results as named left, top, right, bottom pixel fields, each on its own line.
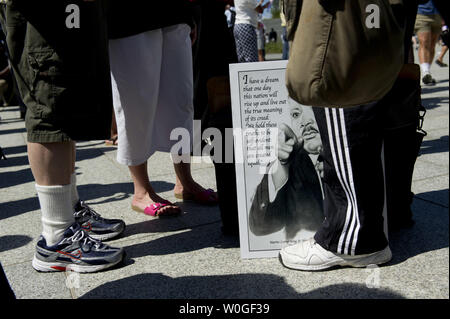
left=131, top=201, right=181, bottom=217
left=174, top=188, right=218, bottom=206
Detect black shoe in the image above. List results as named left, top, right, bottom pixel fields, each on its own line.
left=74, top=201, right=125, bottom=241
left=422, top=73, right=436, bottom=85
left=436, top=60, right=448, bottom=67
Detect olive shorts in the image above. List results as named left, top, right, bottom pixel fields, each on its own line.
left=0, top=0, right=112, bottom=143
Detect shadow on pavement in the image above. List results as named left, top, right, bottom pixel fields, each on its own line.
left=422, top=96, right=449, bottom=110
left=123, top=188, right=449, bottom=267
left=421, top=84, right=450, bottom=95
left=415, top=189, right=449, bottom=207
left=0, top=197, right=39, bottom=221
left=419, top=135, right=449, bottom=156
left=0, top=167, right=33, bottom=189
left=389, top=189, right=449, bottom=266
left=77, top=182, right=133, bottom=205
left=77, top=180, right=175, bottom=205
left=124, top=222, right=237, bottom=258
left=0, top=127, right=26, bottom=136
left=80, top=274, right=404, bottom=299
left=0, top=235, right=32, bottom=253
left=0, top=154, right=29, bottom=168
left=0, top=180, right=175, bottom=221
left=75, top=147, right=118, bottom=163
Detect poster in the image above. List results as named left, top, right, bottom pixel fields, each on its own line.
left=229, top=60, right=325, bottom=259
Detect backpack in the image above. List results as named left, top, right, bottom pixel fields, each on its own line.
left=286, top=0, right=405, bottom=108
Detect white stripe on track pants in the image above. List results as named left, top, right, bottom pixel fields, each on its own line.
left=312, top=103, right=389, bottom=256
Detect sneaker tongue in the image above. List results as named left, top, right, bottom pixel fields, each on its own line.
left=64, top=222, right=82, bottom=237
left=74, top=200, right=83, bottom=212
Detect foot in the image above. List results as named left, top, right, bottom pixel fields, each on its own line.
left=436, top=60, right=448, bottom=67
left=131, top=191, right=181, bottom=217
left=74, top=201, right=125, bottom=241
left=279, top=238, right=392, bottom=271
left=105, top=135, right=118, bottom=146
left=32, top=223, right=125, bottom=273
left=174, top=182, right=218, bottom=205
left=422, top=73, right=436, bottom=86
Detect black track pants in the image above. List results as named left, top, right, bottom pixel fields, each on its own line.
left=312, top=104, right=390, bottom=256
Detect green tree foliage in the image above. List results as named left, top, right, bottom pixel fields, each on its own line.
left=271, top=0, right=280, bottom=19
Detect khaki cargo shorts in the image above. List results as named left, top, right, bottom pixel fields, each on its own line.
left=415, top=14, right=442, bottom=34
left=0, top=1, right=112, bottom=143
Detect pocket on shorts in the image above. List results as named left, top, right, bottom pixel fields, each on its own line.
left=26, top=50, right=62, bottom=120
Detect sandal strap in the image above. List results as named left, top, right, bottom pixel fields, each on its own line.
left=144, top=203, right=168, bottom=217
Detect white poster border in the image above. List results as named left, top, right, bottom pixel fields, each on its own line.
left=229, top=60, right=290, bottom=259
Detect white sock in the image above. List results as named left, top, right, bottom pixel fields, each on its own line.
left=70, top=173, right=80, bottom=208
left=420, top=63, right=431, bottom=75
left=35, top=184, right=75, bottom=246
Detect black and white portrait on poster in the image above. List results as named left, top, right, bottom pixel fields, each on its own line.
left=229, top=60, right=325, bottom=259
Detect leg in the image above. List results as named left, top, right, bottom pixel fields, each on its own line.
left=436, top=45, right=448, bottom=65
left=157, top=24, right=218, bottom=205
left=418, top=30, right=438, bottom=84
left=418, top=31, right=433, bottom=66
left=109, top=30, right=178, bottom=216
left=70, top=141, right=79, bottom=207
left=129, top=161, right=181, bottom=216
left=30, top=142, right=124, bottom=269
left=28, top=141, right=73, bottom=187
left=0, top=79, right=8, bottom=106
left=68, top=140, right=125, bottom=240
left=173, top=160, right=218, bottom=204
left=28, top=141, right=74, bottom=246
left=312, top=106, right=388, bottom=256
left=429, top=31, right=441, bottom=65
left=1, top=2, right=124, bottom=273
left=109, top=29, right=163, bottom=166
left=258, top=49, right=265, bottom=61
left=279, top=104, right=392, bottom=271
left=105, top=109, right=118, bottom=146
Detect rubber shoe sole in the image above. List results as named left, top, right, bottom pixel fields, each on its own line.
left=279, top=244, right=392, bottom=271
left=32, top=252, right=125, bottom=273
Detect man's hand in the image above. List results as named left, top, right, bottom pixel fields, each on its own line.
left=278, top=123, right=301, bottom=165
left=269, top=123, right=298, bottom=197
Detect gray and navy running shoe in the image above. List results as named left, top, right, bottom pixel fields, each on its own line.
left=74, top=201, right=125, bottom=241
left=32, top=223, right=124, bottom=273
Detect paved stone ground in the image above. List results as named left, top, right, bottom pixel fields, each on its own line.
left=0, top=50, right=448, bottom=300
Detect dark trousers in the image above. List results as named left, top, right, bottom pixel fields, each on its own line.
left=312, top=75, right=421, bottom=255
left=191, top=1, right=239, bottom=235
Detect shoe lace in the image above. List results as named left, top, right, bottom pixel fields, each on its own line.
left=74, top=201, right=103, bottom=221
left=71, top=228, right=103, bottom=250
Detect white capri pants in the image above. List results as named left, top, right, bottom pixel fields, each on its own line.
left=109, top=24, right=194, bottom=166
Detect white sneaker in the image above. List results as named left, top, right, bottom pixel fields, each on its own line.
left=279, top=238, right=392, bottom=271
